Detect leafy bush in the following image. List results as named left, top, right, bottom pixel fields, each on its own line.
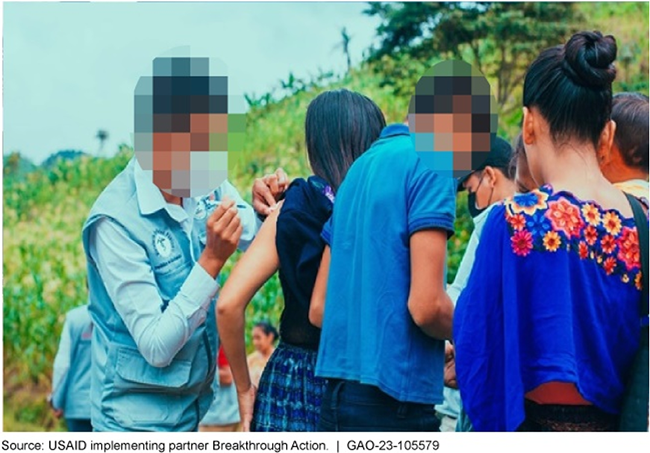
left=3, top=2, right=647, bottom=430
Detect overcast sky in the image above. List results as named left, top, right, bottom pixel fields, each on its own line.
left=2, top=1, right=381, bottom=164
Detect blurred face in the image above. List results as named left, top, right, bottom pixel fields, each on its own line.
left=408, top=60, right=497, bottom=180
left=151, top=113, right=229, bottom=196
left=133, top=57, right=244, bottom=198
left=515, top=153, right=538, bottom=193
left=252, top=327, right=274, bottom=354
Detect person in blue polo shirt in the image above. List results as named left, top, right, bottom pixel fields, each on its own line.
left=82, top=56, right=286, bottom=432
left=49, top=304, right=93, bottom=432
left=310, top=122, right=457, bottom=431
left=310, top=61, right=496, bottom=432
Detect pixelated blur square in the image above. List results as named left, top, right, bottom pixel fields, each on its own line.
left=408, top=60, right=498, bottom=180
left=133, top=53, right=247, bottom=197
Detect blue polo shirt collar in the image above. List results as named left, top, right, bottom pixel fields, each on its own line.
left=380, top=123, right=410, bottom=139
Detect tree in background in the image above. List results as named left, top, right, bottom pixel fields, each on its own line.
left=4, top=151, right=23, bottom=176
left=365, top=2, right=581, bottom=116
left=95, top=129, right=108, bottom=154
left=336, top=27, right=353, bottom=73
left=3, top=151, right=36, bottom=177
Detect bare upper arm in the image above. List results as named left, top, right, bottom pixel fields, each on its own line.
left=217, top=203, right=283, bottom=312
left=409, top=229, right=448, bottom=301
left=309, top=245, right=331, bottom=328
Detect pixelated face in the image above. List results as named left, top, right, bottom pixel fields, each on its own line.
left=408, top=60, right=497, bottom=179
left=133, top=56, right=246, bottom=198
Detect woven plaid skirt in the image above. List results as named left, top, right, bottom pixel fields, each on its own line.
left=251, top=342, right=326, bottom=432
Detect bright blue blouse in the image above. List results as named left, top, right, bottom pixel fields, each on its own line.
left=454, top=185, right=645, bottom=431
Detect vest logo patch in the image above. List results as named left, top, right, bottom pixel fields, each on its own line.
left=152, top=230, right=174, bottom=258
left=195, top=199, right=207, bottom=220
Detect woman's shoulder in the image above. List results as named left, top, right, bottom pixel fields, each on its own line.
left=495, top=185, right=642, bottom=289
left=281, top=175, right=333, bottom=217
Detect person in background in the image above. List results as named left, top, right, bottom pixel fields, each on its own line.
left=199, top=346, right=241, bottom=432
left=49, top=304, right=93, bottom=432
left=437, top=136, right=516, bottom=432
left=454, top=30, right=646, bottom=431
left=510, top=133, right=538, bottom=194
left=599, top=92, right=649, bottom=198
left=218, top=89, right=386, bottom=432
left=247, top=321, right=278, bottom=388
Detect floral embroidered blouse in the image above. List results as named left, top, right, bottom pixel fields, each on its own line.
left=453, top=184, right=646, bottom=431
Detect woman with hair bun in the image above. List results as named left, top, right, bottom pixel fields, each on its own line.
left=454, top=31, right=647, bottom=431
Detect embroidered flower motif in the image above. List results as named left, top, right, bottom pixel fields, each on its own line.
left=505, top=188, right=639, bottom=288
left=511, top=229, right=534, bottom=257
left=508, top=190, right=549, bottom=216
left=545, top=199, right=585, bottom=238
left=581, top=203, right=601, bottom=226
left=602, top=211, right=622, bottom=236
left=543, top=231, right=561, bottom=252
left=635, top=272, right=643, bottom=291
left=617, top=227, right=640, bottom=271
left=526, top=211, right=552, bottom=237
left=507, top=213, right=526, bottom=231
left=584, top=225, right=598, bottom=246
left=600, top=234, right=617, bottom=255
left=603, top=256, right=617, bottom=275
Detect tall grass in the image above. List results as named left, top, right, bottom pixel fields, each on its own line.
left=3, top=3, right=647, bottom=429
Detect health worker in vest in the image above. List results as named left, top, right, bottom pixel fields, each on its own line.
left=82, top=56, right=286, bottom=432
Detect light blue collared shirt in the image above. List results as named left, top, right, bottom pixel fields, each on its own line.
left=88, top=161, right=261, bottom=368
left=437, top=204, right=495, bottom=419
left=50, top=305, right=93, bottom=420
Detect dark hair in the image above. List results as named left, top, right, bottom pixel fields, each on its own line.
left=523, top=31, right=617, bottom=149
left=254, top=321, right=278, bottom=342
left=305, top=89, right=386, bottom=192
left=612, top=92, right=649, bottom=172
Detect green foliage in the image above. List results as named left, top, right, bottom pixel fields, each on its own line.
left=577, top=2, right=650, bottom=95
left=3, top=151, right=36, bottom=178
left=41, top=150, right=87, bottom=170
left=366, top=2, right=581, bottom=124
left=364, top=2, right=649, bottom=141
left=3, top=2, right=647, bottom=430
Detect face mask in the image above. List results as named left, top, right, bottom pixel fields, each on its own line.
left=467, top=192, right=484, bottom=219
left=467, top=173, right=494, bottom=219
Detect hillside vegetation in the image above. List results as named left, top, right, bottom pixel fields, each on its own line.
left=3, top=2, right=648, bottom=431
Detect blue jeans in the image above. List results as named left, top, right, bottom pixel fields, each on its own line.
left=318, top=379, right=441, bottom=432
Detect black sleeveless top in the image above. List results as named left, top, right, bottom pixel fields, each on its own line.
left=275, top=176, right=334, bottom=351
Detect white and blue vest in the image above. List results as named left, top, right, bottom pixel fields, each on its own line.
left=82, top=159, right=226, bottom=432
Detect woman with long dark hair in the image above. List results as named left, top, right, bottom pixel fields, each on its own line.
left=454, top=31, right=647, bottom=431
left=217, top=89, right=386, bottom=431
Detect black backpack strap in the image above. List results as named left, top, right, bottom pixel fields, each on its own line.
left=624, top=193, right=648, bottom=323
left=619, top=193, right=649, bottom=431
